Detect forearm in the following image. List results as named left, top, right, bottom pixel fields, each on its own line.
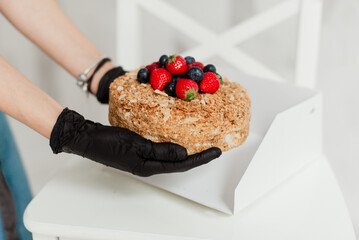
left=0, top=0, right=114, bottom=93
left=0, top=56, right=63, bottom=138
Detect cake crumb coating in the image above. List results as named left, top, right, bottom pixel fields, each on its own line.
left=109, top=69, right=251, bottom=154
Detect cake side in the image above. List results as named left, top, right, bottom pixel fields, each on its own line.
left=109, top=70, right=251, bottom=154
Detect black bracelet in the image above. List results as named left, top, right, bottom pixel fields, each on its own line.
left=86, top=58, right=111, bottom=93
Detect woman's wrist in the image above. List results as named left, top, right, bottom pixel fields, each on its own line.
left=89, top=61, right=115, bottom=94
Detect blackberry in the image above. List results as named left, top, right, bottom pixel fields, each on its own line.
left=186, top=67, right=204, bottom=84
left=203, top=64, right=216, bottom=73
left=172, top=75, right=181, bottom=84
left=159, top=55, right=169, bottom=68
left=137, top=68, right=150, bottom=83
left=164, top=81, right=177, bottom=97
left=184, top=56, right=195, bottom=65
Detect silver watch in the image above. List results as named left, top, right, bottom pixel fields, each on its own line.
left=76, top=56, right=105, bottom=92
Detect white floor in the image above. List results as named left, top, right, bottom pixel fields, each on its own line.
left=1, top=0, right=358, bottom=237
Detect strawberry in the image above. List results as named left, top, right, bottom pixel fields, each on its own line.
left=216, top=73, right=223, bottom=84
left=175, top=79, right=199, bottom=101
left=166, top=55, right=187, bottom=75
left=150, top=68, right=172, bottom=91
left=188, top=61, right=204, bottom=70
left=200, top=72, right=220, bottom=94
left=146, top=61, right=159, bottom=74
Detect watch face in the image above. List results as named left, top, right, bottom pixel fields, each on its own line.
left=78, top=73, right=87, bottom=81
left=77, top=73, right=87, bottom=87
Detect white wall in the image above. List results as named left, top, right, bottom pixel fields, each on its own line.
left=317, top=0, right=359, bottom=235
left=1, top=0, right=358, bottom=236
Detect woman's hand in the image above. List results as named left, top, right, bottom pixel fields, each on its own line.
left=91, top=64, right=126, bottom=104
left=50, top=108, right=222, bottom=177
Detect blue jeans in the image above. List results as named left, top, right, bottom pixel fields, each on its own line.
left=0, top=112, right=32, bottom=240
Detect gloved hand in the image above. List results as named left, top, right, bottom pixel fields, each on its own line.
left=50, top=108, right=222, bottom=177
left=95, top=66, right=126, bottom=104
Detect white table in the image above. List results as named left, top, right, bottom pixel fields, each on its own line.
left=24, top=156, right=356, bottom=240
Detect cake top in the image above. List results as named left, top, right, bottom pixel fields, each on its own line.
left=136, top=54, right=223, bottom=101
left=110, top=69, right=250, bottom=129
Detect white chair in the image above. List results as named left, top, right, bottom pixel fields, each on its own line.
left=115, top=0, right=323, bottom=89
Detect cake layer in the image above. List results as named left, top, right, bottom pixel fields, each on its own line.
left=109, top=70, right=251, bottom=154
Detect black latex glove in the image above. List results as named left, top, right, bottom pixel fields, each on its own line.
left=50, top=108, right=222, bottom=177
left=95, top=66, right=126, bottom=104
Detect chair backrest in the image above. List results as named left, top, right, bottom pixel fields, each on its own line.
left=115, top=0, right=322, bottom=89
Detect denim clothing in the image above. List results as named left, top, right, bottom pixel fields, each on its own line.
left=0, top=112, right=32, bottom=240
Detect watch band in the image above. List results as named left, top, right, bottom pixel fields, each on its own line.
left=76, top=56, right=107, bottom=92
left=86, top=58, right=111, bottom=93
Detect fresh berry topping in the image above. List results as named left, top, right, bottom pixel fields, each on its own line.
left=200, top=72, right=220, bottom=94
left=186, top=67, right=204, bottom=84
left=166, top=55, right=187, bottom=75
left=184, top=56, right=196, bottom=65
left=137, top=68, right=150, bottom=83
left=172, top=75, right=181, bottom=84
left=159, top=55, right=169, bottom=68
left=150, top=68, right=172, bottom=91
left=164, top=81, right=177, bottom=97
left=145, top=62, right=159, bottom=74
left=175, top=79, right=199, bottom=101
left=203, top=64, right=216, bottom=73
left=216, top=73, right=223, bottom=84
left=188, top=61, right=204, bottom=70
